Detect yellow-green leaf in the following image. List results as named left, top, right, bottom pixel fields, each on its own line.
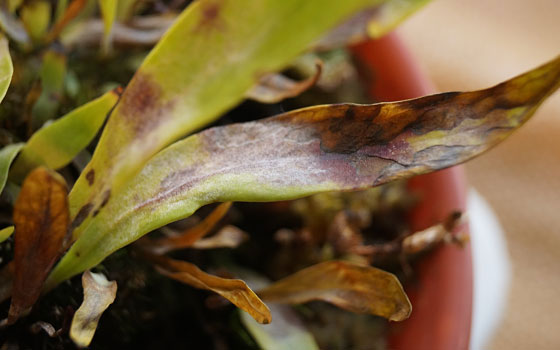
left=46, top=56, right=560, bottom=287
left=367, top=0, right=432, bottom=38
left=237, top=270, right=320, bottom=350
left=0, top=143, right=23, bottom=193
left=20, top=0, right=51, bottom=42
left=70, top=270, right=117, bottom=348
left=31, top=50, right=67, bottom=128
left=257, top=261, right=411, bottom=321
left=67, top=0, right=388, bottom=243
left=316, top=0, right=431, bottom=50
left=240, top=304, right=320, bottom=350
left=98, top=0, right=116, bottom=55
left=0, top=36, right=13, bottom=103
left=0, top=226, right=14, bottom=243
left=11, top=88, right=120, bottom=180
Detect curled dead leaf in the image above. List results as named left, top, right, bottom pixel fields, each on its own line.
left=70, top=270, right=117, bottom=348
left=151, top=255, right=271, bottom=324
left=30, top=321, right=57, bottom=337
left=8, top=167, right=69, bottom=324
left=247, top=62, right=323, bottom=103
left=258, top=260, right=411, bottom=321
left=148, top=202, right=232, bottom=254
left=191, top=225, right=248, bottom=249
left=402, top=211, right=464, bottom=254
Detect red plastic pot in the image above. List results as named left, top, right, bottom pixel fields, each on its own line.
left=351, top=34, right=473, bottom=350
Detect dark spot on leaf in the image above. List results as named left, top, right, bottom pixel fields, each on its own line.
left=194, top=2, right=224, bottom=32
left=71, top=203, right=93, bottom=231
left=86, top=169, right=95, bottom=186
left=117, top=73, right=173, bottom=136
left=100, top=190, right=111, bottom=208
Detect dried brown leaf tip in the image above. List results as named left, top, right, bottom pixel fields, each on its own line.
left=258, top=260, right=411, bottom=322
left=152, top=255, right=271, bottom=324
left=247, top=62, right=323, bottom=103
left=8, top=167, right=69, bottom=324
left=147, top=202, right=232, bottom=254
left=70, top=270, right=117, bottom=348
left=191, top=225, right=248, bottom=249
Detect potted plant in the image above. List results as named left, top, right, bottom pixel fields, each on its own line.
left=0, top=1, right=557, bottom=348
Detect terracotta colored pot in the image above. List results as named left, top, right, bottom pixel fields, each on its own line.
left=351, top=34, right=473, bottom=350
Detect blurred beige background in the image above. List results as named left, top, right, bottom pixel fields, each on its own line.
left=399, top=0, right=560, bottom=349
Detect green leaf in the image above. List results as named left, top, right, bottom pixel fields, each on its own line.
left=67, top=0, right=388, bottom=241
left=46, top=56, right=560, bottom=287
left=20, top=0, right=51, bottom=42
left=235, top=269, right=320, bottom=350
left=0, top=143, right=24, bottom=194
left=0, top=226, right=14, bottom=243
left=367, top=0, right=432, bottom=38
left=31, top=50, right=67, bottom=128
left=98, top=0, right=117, bottom=55
left=316, top=0, right=431, bottom=50
left=10, top=89, right=120, bottom=180
left=0, top=36, right=13, bottom=104
left=240, top=305, right=320, bottom=350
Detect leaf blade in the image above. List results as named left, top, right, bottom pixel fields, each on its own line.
left=47, top=56, right=560, bottom=286
left=0, top=143, right=24, bottom=193
left=154, top=257, right=271, bottom=324
left=67, top=0, right=386, bottom=237
left=9, top=167, right=69, bottom=323
left=70, top=270, right=117, bottom=348
left=258, top=261, right=411, bottom=321
left=0, top=35, right=13, bottom=104
left=10, top=89, right=120, bottom=179
left=0, top=226, right=14, bottom=243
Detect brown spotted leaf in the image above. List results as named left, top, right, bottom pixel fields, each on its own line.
left=153, top=256, right=271, bottom=324
left=67, top=0, right=385, bottom=245
left=257, top=261, right=411, bottom=321
left=70, top=270, right=117, bottom=348
left=9, top=167, right=69, bottom=323
left=48, top=56, right=560, bottom=286
left=246, top=63, right=322, bottom=104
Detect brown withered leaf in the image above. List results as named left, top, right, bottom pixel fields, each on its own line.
left=8, top=167, right=69, bottom=323
left=70, top=270, right=117, bottom=348
left=258, top=261, right=411, bottom=321
left=246, top=62, right=322, bottom=103
left=30, top=321, right=57, bottom=337
left=191, top=225, right=248, bottom=249
left=153, top=256, right=271, bottom=324
left=402, top=211, right=465, bottom=254
left=46, top=0, right=87, bottom=42
left=148, top=202, right=232, bottom=254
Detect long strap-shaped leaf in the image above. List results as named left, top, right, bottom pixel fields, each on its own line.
left=0, top=35, right=12, bottom=103
left=46, top=56, right=560, bottom=288
left=68, top=0, right=386, bottom=233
